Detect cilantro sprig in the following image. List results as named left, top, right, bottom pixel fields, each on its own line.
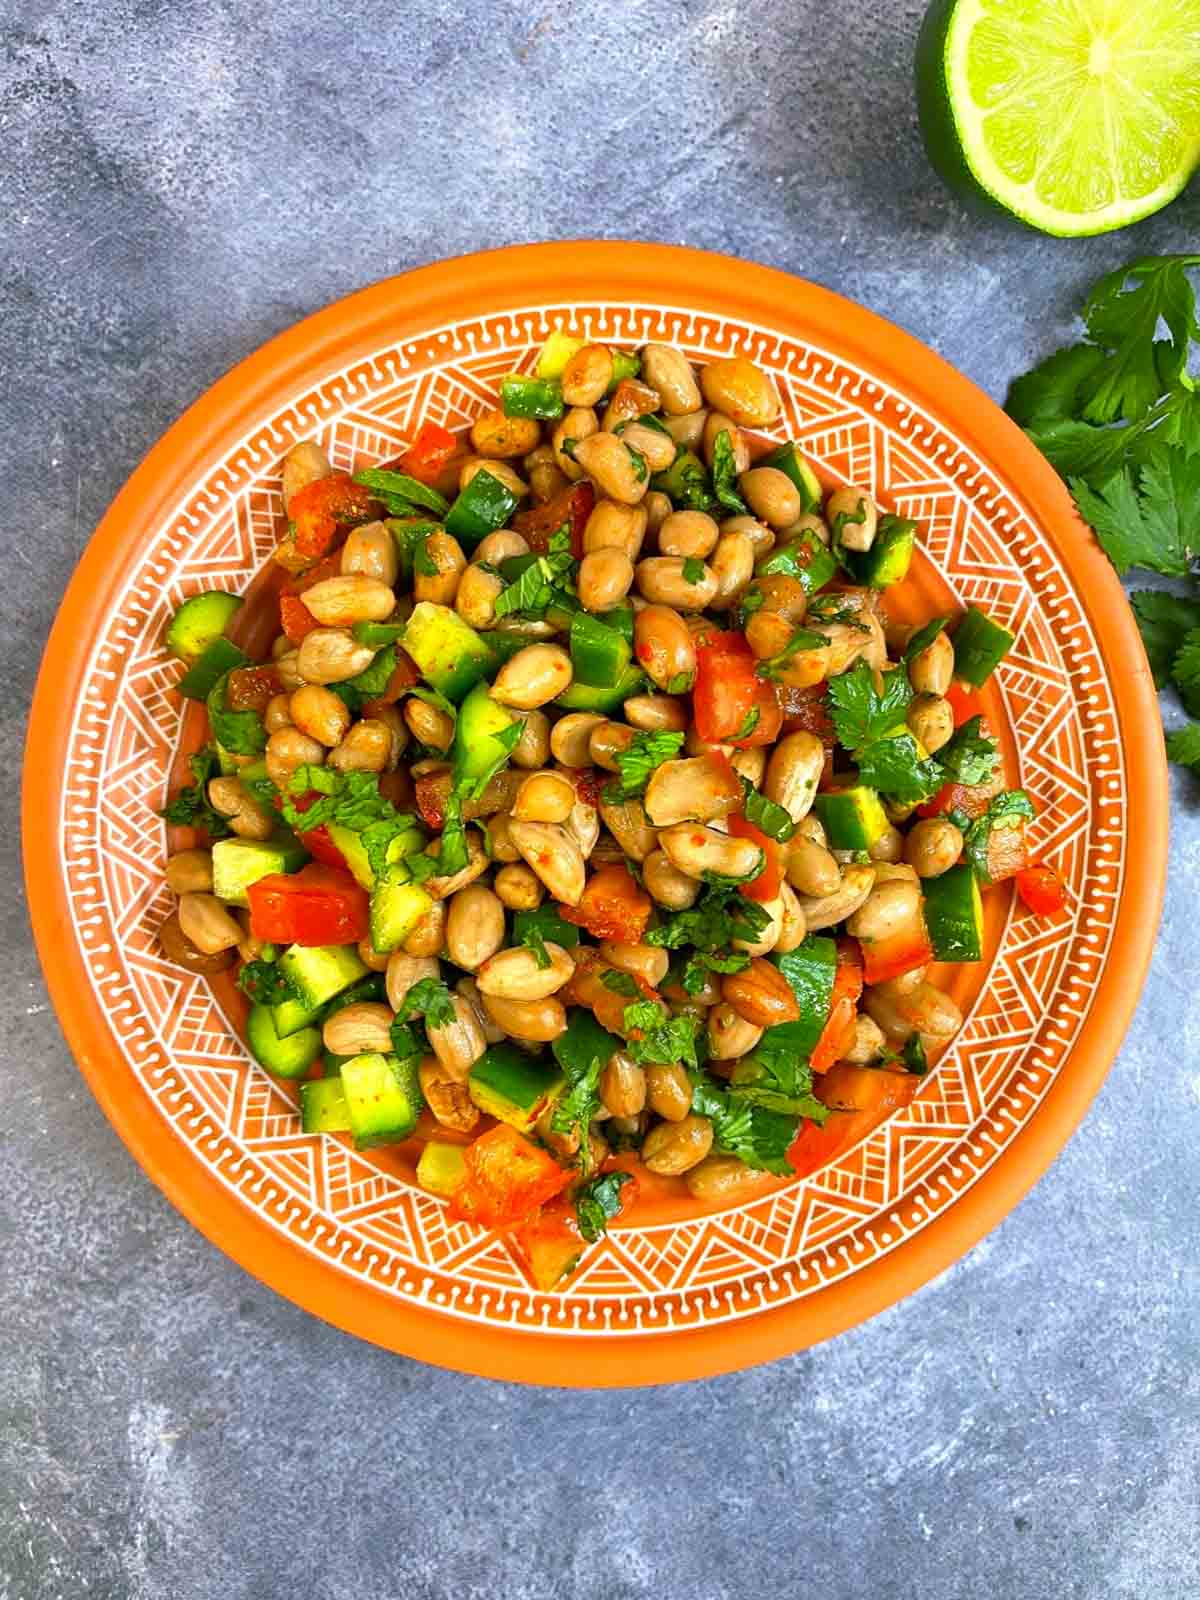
left=1005, top=255, right=1200, bottom=772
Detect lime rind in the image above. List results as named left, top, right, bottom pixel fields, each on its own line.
left=924, top=0, right=1200, bottom=236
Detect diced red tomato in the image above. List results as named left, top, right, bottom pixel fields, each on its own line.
left=559, top=863, right=652, bottom=944
left=451, top=1125, right=570, bottom=1231
left=515, top=1203, right=585, bottom=1291
left=397, top=420, right=461, bottom=487
left=298, top=824, right=347, bottom=869
left=279, top=593, right=319, bottom=643
left=858, top=908, right=934, bottom=986
left=1016, top=862, right=1069, bottom=917
left=777, top=681, right=837, bottom=745
left=246, top=863, right=369, bottom=946
left=561, top=947, right=654, bottom=1034
left=225, top=664, right=283, bottom=711
left=787, top=1065, right=919, bottom=1178
left=728, top=680, right=783, bottom=749
left=819, top=1062, right=920, bottom=1117
left=944, top=682, right=985, bottom=727
left=787, top=1114, right=857, bottom=1177
left=693, top=630, right=760, bottom=743
left=809, top=940, right=863, bottom=1073
left=513, top=482, right=595, bottom=558
left=728, top=813, right=783, bottom=903
left=287, top=473, right=378, bottom=562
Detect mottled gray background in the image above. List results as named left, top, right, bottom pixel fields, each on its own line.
left=3, top=2, right=1199, bottom=1597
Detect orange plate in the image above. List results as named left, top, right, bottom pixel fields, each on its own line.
left=23, top=243, right=1167, bottom=1385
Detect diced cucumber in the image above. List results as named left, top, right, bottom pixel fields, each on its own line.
left=369, top=871, right=433, bottom=953
left=452, top=681, right=523, bottom=800
left=812, top=786, right=890, bottom=850
left=478, top=631, right=530, bottom=668
left=340, top=1053, right=423, bottom=1149
left=500, top=373, right=564, bottom=420
left=166, top=591, right=243, bottom=662
left=176, top=637, right=250, bottom=701
left=761, top=442, right=823, bottom=512
left=402, top=602, right=495, bottom=702
left=325, top=821, right=424, bottom=891
left=245, top=1003, right=322, bottom=1078
left=351, top=620, right=407, bottom=649
left=416, top=1141, right=469, bottom=1198
left=277, top=943, right=368, bottom=1010
left=953, top=606, right=1015, bottom=687
left=211, top=835, right=308, bottom=907
left=554, top=662, right=644, bottom=715
left=299, top=1076, right=353, bottom=1134
left=444, top=469, right=519, bottom=550
left=843, top=515, right=917, bottom=589
left=536, top=332, right=584, bottom=380
left=755, top=529, right=838, bottom=595
left=570, top=611, right=632, bottom=689
left=468, top=1044, right=564, bottom=1133
left=922, top=865, right=985, bottom=962
left=272, top=996, right=322, bottom=1039
left=326, top=822, right=375, bottom=890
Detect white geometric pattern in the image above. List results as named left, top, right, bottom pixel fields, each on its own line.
left=54, top=300, right=1122, bottom=1337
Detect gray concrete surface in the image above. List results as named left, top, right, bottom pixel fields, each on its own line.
left=3, top=3, right=1199, bottom=1597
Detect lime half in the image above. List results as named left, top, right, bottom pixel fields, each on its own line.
left=916, top=0, right=1200, bottom=236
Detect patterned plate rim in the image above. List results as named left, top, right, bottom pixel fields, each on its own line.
left=23, top=242, right=1167, bottom=1385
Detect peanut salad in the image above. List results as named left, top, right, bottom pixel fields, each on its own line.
left=159, top=334, right=1068, bottom=1290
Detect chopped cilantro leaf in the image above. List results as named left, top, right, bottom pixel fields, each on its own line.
left=935, top=715, right=999, bottom=787
left=734, top=705, right=760, bottom=739
left=626, top=444, right=648, bottom=483
left=855, top=732, right=944, bottom=803
left=646, top=883, right=770, bottom=953
left=961, top=790, right=1036, bottom=882
left=711, top=430, right=748, bottom=515
left=601, top=968, right=639, bottom=997
left=754, top=627, right=827, bottom=681
left=665, top=671, right=695, bottom=695
left=904, top=617, right=947, bottom=661
left=513, top=904, right=580, bottom=950
left=690, top=1074, right=798, bottom=1175
left=413, top=537, right=439, bottom=577
left=237, top=959, right=297, bottom=1007
left=160, top=746, right=233, bottom=839
left=607, top=730, right=685, bottom=800
left=575, top=1172, right=631, bottom=1243
left=682, top=557, right=706, bottom=585
left=740, top=777, right=796, bottom=842
left=826, top=660, right=913, bottom=750
left=394, top=976, right=456, bottom=1031
left=625, top=1010, right=702, bottom=1070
